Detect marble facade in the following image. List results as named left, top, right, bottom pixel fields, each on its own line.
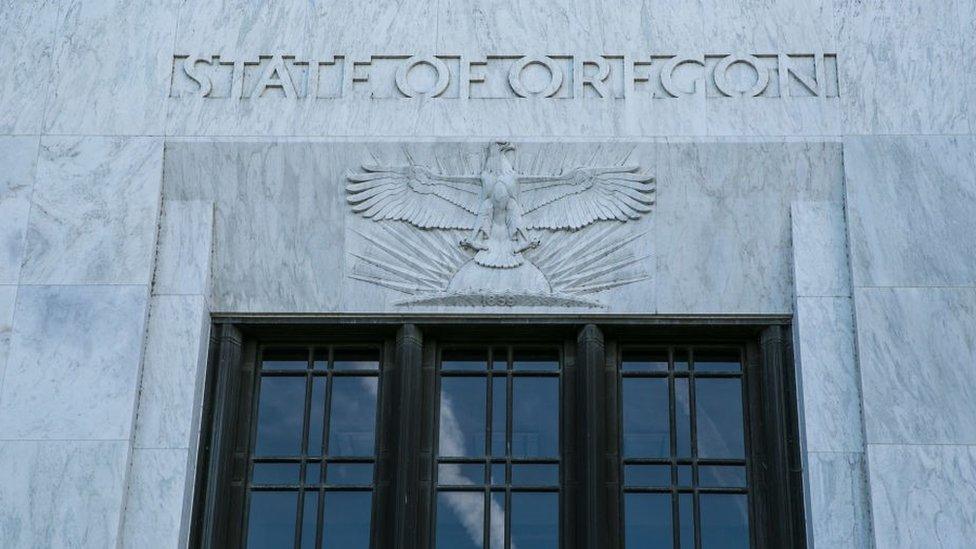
left=1, top=1, right=974, bottom=548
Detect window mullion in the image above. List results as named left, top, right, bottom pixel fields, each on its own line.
left=576, top=324, right=615, bottom=549
left=389, top=324, right=425, bottom=549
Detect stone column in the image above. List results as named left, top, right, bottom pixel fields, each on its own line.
left=790, top=200, right=871, bottom=547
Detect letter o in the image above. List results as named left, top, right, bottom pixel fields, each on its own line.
left=713, top=55, right=770, bottom=98
left=395, top=56, right=450, bottom=98
left=508, top=56, right=563, bottom=98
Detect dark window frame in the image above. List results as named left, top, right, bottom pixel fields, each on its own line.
left=189, top=318, right=805, bottom=549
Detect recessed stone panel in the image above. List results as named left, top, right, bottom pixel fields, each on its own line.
left=164, top=140, right=841, bottom=315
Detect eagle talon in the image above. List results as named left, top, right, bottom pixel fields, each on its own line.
left=461, top=238, right=487, bottom=251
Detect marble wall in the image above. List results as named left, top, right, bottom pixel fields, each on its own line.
left=844, top=136, right=976, bottom=548
left=1, top=0, right=974, bottom=547
left=0, top=137, right=162, bottom=548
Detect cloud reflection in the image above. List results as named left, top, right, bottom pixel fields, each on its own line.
left=440, top=391, right=509, bottom=549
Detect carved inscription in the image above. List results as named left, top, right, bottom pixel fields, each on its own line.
left=170, top=52, right=840, bottom=100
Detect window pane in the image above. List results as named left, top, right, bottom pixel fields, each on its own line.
left=254, top=377, right=306, bottom=456
left=512, top=349, right=559, bottom=371
left=439, top=463, right=484, bottom=486
left=696, top=379, right=745, bottom=458
left=326, top=463, right=374, bottom=486
left=491, top=377, right=506, bottom=456
left=328, top=377, right=378, bottom=456
left=511, top=464, right=559, bottom=486
left=624, top=464, right=670, bottom=487
left=439, top=377, right=487, bottom=457
left=322, top=491, right=372, bottom=549
left=488, top=491, right=506, bottom=549
left=333, top=348, right=380, bottom=371
left=622, top=378, right=669, bottom=458
left=624, top=493, right=672, bottom=548
left=490, top=463, right=506, bottom=486
left=699, top=465, right=747, bottom=488
left=300, top=492, right=318, bottom=549
left=510, top=492, right=558, bottom=549
left=443, top=349, right=488, bottom=371
left=246, top=491, right=297, bottom=549
left=306, top=464, right=321, bottom=485
left=621, top=349, right=669, bottom=372
left=512, top=377, right=559, bottom=457
left=262, top=348, right=307, bottom=370
left=677, top=465, right=693, bottom=488
left=700, top=494, right=749, bottom=549
left=694, top=349, right=741, bottom=372
left=675, top=378, right=692, bottom=458
left=252, top=463, right=300, bottom=485
left=679, top=493, right=694, bottom=549
left=437, top=491, right=484, bottom=549
left=308, top=377, right=326, bottom=457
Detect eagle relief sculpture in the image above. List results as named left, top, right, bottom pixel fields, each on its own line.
left=345, top=142, right=655, bottom=307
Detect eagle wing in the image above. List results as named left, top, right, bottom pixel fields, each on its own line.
left=346, top=165, right=482, bottom=230
left=519, top=166, right=655, bottom=230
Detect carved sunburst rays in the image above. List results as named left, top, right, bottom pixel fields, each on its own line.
left=349, top=223, right=470, bottom=294
left=526, top=223, right=651, bottom=295
left=350, top=221, right=650, bottom=298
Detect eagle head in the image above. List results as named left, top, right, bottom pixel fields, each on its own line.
left=486, top=141, right=516, bottom=174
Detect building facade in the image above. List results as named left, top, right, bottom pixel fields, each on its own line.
left=0, top=1, right=975, bottom=547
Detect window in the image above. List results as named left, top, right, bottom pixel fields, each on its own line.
left=434, top=347, right=561, bottom=549
left=620, top=347, right=750, bottom=549
left=246, top=346, right=381, bottom=549
left=192, top=323, right=804, bottom=549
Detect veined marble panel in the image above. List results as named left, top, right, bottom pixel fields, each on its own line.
left=308, top=0, right=437, bottom=53
left=166, top=94, right=442, bottom=137
left=0, top=0, right=58, bottom=134
left=154, top=200, right=214, bottom=296
left=791, top=201, right=850, bottom=298
left=855, top=287, right=976, bottom=445
left=177, top=0, right=311, bottom=55
left=705, top=97, right=841, bottom=137
left=429, top=96, right=710, bottom=139
left=0, top=285, right=149, bottom=440
left=0, top=440, right=129, bottom=549
left=43, top=0, right=180, bottom=135
left=177, top=0, right=435, bottom=55
left=836, top=0, right=971, bottom=134
left=134, top=295, right=209, bottom=450
left=807, top=452, right=871, bottom=549
left=120, top=448, right=190, bottom=549
left=0, top=137, right=38, bottom=284
left=844, top=136, right=976, bottom=288
left=163, top=141, right=345, bottom=312
left=0, top=287, right=15, bottom=404
left=867, top=444, right=976, bottom=548
left=795, top=297, right=863, bottom=453
left=20, top=136, right=163, bottom=285
left=656, top=140, right=843, bottom=314
left=164, top=140, right=844, bottom=315
left=702, top=0, right=835, bottom=52
left=967, top=1, right=976, bottom=134
left=437, top=0, right=652, bottom=54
